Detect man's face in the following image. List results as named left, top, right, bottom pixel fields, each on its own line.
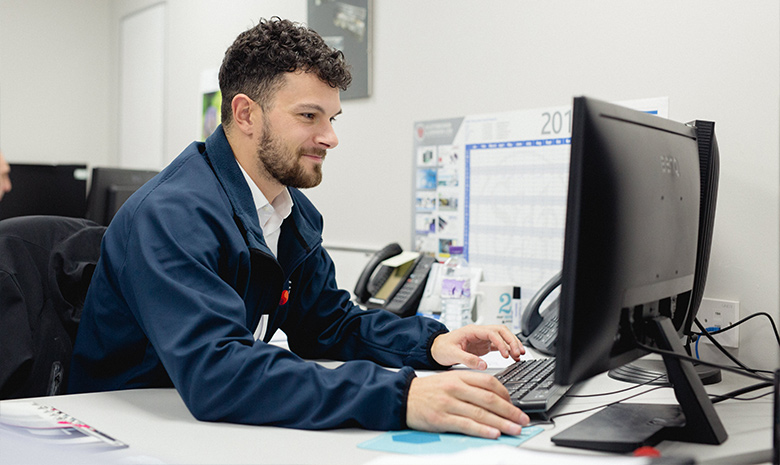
left=254, top=71, right=342, bottom=189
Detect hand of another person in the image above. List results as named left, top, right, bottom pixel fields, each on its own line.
left=0, top=151, right=11, bottom=201
left=406, top=370, right=530, bottom=439
left=430, top=324, right=525, bottom=370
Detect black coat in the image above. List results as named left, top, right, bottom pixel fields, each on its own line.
left=0, top=215, right=105, bottom=399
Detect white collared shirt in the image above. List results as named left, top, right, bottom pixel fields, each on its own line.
left=236, top=162, right=293, bottom=257
left=237, top=161, right=293, bottom=340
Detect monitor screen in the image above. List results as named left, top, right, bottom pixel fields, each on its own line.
left=0, top=164, right=87, bottom=220
left=552, top=97, right=727, bottom=452
left=85, top=167, right=158, bottom=226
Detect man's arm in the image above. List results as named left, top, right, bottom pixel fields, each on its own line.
left=280, top=243, right=531, bottom=439
left=87, top=175, right=418, bottom=431
left=281, top=244, right=450, bottom=370
left=407, top=325, right=531, bottom=438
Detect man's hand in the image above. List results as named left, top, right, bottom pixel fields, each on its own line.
left=0, top=151, right=10, bottom=202
left=404, top=326, right=529, bottom=439
left=430, top=325, right=525, bottom=370
left=406, top=371, right=530, bottom=439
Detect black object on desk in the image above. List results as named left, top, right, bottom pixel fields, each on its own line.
left=0, top=163, right=87, bottom=220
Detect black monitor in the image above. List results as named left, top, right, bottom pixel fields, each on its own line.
left=608, top=119, right=721, bottom=386
left=0, top=163, right=87, bottom=220
left=85, top=167, right=158, bottom=226
left=552, top=97, right=727, bottom=452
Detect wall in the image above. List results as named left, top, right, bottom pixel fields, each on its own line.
left=0, top=0, right=112, bottom=165
left=0, top=0, right=778, bottom=370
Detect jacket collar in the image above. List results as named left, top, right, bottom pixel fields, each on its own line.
left=203, top=125, right=321, bottom=256
left=204, top=125, right=266, bottom=251
left=284, top=189, right=322, bottom=253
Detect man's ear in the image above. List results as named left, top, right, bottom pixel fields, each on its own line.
left=231, top=94, right=259, bottom=136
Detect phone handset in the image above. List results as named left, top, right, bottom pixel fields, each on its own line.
left=353, top=242, right=403, bottom=304
left=520, top=271, right=562, bottom=355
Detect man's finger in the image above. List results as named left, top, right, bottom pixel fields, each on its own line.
left=466, top=325, right=521, bottom=359
left=456, top=371, right=512, bottom=401
left=447, top=373, right=529, bottom=433
left=458, top=352, right=487, bottom=370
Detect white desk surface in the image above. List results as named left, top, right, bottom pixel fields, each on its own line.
left=0, top=354, right=773, bottom=465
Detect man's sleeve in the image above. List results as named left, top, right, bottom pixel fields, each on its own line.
left=118, top=199, right=419, bottom=431
left=281, top=245, right=450, bottom=370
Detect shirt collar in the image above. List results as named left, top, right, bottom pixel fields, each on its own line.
left=236, top=160, right=293, bottom=229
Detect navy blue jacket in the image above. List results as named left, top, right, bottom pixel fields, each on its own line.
left=69, top=126, right=447, bottom=430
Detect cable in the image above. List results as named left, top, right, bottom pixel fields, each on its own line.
left=695, top=326, right=720, bottom=359
left=693, top=311, right=780, bottom=348
left=710, top=381, right=773, bottom=404
left=693, top=319, right=763, bottom=375
left=693, top=321, right=774, bottom=376
left=529, top=380, right=669, bottom=428
left=729, top=391, right=774, bottom=402
left=632, top=335, right=772, bottom=382
left=636, top=340, right=771, bottom=382
left=691, top=312, right=780, bottom=375
left=550, top=385, right=667, bottom=421
left=722, top=389, right=774, bottom=402
left=565, top=373, right=667, bottom=398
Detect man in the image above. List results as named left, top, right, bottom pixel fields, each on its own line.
left=0, top=150, right=11, bottom=201
left=70, top=17, right=529, bottom=439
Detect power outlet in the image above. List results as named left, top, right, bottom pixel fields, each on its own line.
left=698, top=298, right=740, bottom=348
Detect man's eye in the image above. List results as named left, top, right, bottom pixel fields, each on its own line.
left=302, top=113, right=315, bottom=120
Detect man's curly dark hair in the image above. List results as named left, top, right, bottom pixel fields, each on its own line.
left=218, top=17, right=352, bottom=128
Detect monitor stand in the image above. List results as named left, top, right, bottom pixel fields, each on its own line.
left=551, top=317, right=727, bottom=453
left=608, top=355, right=722, bottom=386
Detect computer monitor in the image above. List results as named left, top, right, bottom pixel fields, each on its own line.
left=85, top=167, right=158, bottom=226
left=0, top=163, right=87, bottom=220
left=552, top=97, right=727, bottom=452
left=608, top=119, right=721, bottom=386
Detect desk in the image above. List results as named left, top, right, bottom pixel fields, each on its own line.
left=0, top=357, right=773, bottom=464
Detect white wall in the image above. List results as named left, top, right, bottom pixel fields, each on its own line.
left=118, top=2, right=165, bottom=170
left=0, top=0, right=112, bottom=165
left=0, top=0, right=778, bottom=370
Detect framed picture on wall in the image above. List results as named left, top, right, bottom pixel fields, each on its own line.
left=308, top=0, right=372, bottom=100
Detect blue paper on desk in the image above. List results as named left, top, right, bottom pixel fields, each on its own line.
left=357, top=426, right=543, bottom=455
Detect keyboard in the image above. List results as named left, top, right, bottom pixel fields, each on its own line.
left=495, top=358, right=570, bottom=419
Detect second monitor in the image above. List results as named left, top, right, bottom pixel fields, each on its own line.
left=85, top=167, right=158, bottom=226
left=0, top=163, right=88, bottom=220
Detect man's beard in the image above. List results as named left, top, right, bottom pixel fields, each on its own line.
left=256, top=124, right=324, bottom=189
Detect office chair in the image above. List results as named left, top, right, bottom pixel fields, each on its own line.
left=0, top=215, right=105, bottom=399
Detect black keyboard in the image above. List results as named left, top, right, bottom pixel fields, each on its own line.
left=495, top=358, right=570, bottom=419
